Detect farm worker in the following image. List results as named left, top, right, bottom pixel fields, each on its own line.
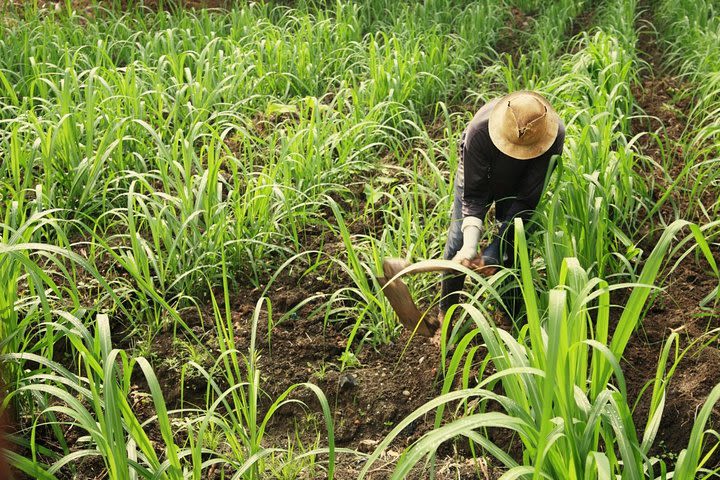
left=439, top=90, right=565, bottom=326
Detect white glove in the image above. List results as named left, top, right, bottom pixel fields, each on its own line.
left=451, top=216, right=483, bottom=262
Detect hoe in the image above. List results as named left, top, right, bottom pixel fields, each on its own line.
left=376, top=258, right=452, bottom=337
left=377, top=257, right=494, bottom=336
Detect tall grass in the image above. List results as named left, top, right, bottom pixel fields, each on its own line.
left=0, top=0, right=506, bottom=475
left=656, top=0, right=720, bottom=221
left=0, top=0, right=506, bottom=310
left=358, top=0, right=720, bottom=476
left=365, top=219, right=720, bottom=479
left=2, top=0, right=719, bottom=477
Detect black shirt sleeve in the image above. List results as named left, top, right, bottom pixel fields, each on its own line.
left=461, top=122, right=493, bottom=219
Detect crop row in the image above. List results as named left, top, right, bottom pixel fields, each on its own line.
left=656, top=0, right=720, bottom=222
left=358, top=0, right=720, bottom=477
left=0, top=0, right=508, bottom=356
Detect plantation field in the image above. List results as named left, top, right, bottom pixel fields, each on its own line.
left=1, top=0, right=719, bottom=479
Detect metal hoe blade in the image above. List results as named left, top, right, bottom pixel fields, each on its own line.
left=377, top=258, right=449, bottom=336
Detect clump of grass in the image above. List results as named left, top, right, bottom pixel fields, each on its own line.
left=656, top=0, right=720, bottom=221
left=364, top=218, right=719, bottom=478
left=2, top=298, right=343, bottom=479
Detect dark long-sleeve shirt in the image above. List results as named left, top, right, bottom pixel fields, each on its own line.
left=458, top=98, right=565, bottom=264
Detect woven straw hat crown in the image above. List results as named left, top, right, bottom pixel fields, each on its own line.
left=488, top=91, right=560, bottom=160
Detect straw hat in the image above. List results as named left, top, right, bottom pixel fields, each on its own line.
left=488, top=91, right=560, bottom=160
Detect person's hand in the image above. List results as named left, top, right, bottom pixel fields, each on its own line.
left=451, top=216, right=483, bottom=264
left=451, top=247, right=478, bottom=263
left=460, top=255, right=498, bottom=276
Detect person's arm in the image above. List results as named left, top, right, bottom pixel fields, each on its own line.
left=454, top=126, right=492, bottom=262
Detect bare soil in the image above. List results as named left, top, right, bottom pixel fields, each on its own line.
left=145, top=269, right=503, bottom=479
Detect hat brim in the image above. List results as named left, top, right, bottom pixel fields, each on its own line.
left=488, top=91, right=560, bottom=160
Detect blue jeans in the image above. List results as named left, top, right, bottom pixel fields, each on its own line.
left=440, top=174, right=466, bottom=313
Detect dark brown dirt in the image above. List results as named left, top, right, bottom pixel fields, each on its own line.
left=567, top=4, right=597, bottom=42
left=0, top=392, right=13, bottom=480
left=259, top=319, right=440, bottom=444
left=624, top=259, right=720, bottom=461
left=150, top=271, right=501, bottom=479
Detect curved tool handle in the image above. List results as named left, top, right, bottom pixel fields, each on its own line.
left=382, top=258, right=454, bottom=278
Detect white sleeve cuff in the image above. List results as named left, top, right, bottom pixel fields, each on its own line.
left=461, top=216, right=483, bottom=232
